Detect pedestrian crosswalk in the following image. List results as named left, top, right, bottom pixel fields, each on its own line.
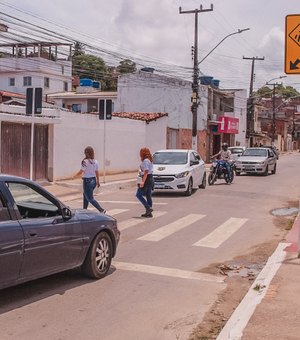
left=75, top=201, right=249, bottom=249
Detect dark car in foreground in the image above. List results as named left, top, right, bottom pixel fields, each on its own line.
left=0, top=174, right=120, bottom=290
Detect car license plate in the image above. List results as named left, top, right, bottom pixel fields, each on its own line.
left=154, top=184, right=165, bottom=189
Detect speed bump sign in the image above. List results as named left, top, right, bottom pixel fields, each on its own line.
left=285, top=15, right=300, bottom=74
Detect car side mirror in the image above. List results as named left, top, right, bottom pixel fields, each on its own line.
left=62, top=207, right=72, bottom=221
left=190, top=160, right=199, bottom=166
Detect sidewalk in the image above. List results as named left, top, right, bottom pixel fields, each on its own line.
left=217, top=211, right=300, bottom=340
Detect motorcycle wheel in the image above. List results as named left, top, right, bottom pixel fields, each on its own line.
left=230, top=169, right=234, bottom=183
left=208, top=172, right=216, bottom=185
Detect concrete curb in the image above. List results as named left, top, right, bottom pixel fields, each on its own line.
left=217, top=208, right=300, bottom=340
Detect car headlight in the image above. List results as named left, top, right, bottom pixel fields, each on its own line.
left=235, top=161, right=241, bottom=165
left=257, top=161, right=265, bottom=165
left=175, top=171, right=190, bottom=178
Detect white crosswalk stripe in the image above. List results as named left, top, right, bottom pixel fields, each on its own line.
left=106, top=208, right=128, bottom=216
left=119, top=211, right=167, bottom=231
left=113, top=261, right=224, bottom=283
left=138, top=214, right=206, bottom=242
left=193, top=217, right=248, bottom=248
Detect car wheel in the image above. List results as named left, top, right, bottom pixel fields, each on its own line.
left=199, top=172, right=206, bottom=189
left=264, top=165, right=269, bottom=176
left=185, top=178, right=193, bottom=196
left=236, top=171, right=241, bottom=176
left=271, top=164, right=277, bottom=174
left=82, top=231, right=113, bottom=279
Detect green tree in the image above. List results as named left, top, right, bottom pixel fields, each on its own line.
left=254, top=85, right=300, bottom=99
left=117, top=59, right=137, bottom=74
left=73, top=41, right=85, bottom=57
left=72, top=53, right=108, bottom=89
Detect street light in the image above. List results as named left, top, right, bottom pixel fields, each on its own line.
left=198, top=28, right=250, bottom=65
left=266, top=76, right=287, bottom=143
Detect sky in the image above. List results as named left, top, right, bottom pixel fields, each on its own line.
left=1, top=0, right=300, bottom=93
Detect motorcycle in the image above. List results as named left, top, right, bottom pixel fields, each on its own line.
left=208, top=158, right=235, bottom=185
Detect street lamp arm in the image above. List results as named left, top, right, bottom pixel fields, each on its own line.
left=198, top=28, right=250, bottom=65
left=266, top=75, right=287, bottom=85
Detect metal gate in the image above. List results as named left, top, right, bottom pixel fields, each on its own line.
left=1, top=122, right=48, bottom=180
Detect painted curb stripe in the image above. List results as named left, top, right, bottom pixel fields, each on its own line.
left=216, top=242, right=289, bottom=340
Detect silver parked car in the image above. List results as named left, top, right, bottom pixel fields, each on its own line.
left=235, top=147, right=277, bottom=176
left=228, top=146, right=246, bottom=161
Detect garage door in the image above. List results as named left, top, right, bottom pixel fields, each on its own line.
left=1, top=122, right=48, bottom=180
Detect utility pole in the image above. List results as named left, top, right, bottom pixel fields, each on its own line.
left=243, top=56, right=264, bottom=146
left=266, top=76, right=286, bottom=143
left=179, top=4, right=213, bottom=150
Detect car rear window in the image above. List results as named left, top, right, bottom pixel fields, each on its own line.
left=153, top=152, right=188, bottom=165
left=243, top=148, right=267, bottom=157
left=229, top=148, right=244, bottom=154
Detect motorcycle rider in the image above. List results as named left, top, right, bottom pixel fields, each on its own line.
left=212, top=142, right=232, bottom=183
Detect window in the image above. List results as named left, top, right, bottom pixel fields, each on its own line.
left=64, top=81, right=68, bottom=91
left=6, top=182, right=59, bottom=219
left=71, top=104, right=81, bottom=113
left=9, top=78, right=15, bottom=86
left=44, top=77, right=50, bottom=88
left=23, top=76, right=32, bottom=86
left=0, top=193, right=10, bottom=221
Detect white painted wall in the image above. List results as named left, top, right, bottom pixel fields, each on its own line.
left=0, top=57, right=72, bottom=95
left=53, top=111, right=167, bottom=180
left=233, top=89, right=247, bottom=146
left=116, top=72, right=207, bottom=131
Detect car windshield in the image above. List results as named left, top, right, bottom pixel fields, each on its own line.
left=243, top=148, right=267, bottom=157
left=153, top=152, right=188, bottom=165
left=229, top=148, right=244, bottom=154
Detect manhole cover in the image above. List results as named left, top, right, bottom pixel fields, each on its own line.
left=271, top=207, right=299, bottom=216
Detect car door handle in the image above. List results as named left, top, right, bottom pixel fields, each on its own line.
left=29, top=232, right=37, bottom=237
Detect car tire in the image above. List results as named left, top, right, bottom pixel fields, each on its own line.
left=264, top=165, right=269, bottom=176
left=82, top=231, right=113, bottom=279
left=236, top=171, right=241, bottom=176
left=199, top=172, right=206, bottom=189
left=185, top=178, right=193, bottom=196
left=271, top=164, right=277, bottom=174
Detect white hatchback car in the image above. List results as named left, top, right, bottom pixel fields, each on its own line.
left=152, top=149, right=206, bottom=196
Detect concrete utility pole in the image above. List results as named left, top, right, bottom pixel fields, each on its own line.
left=243, top=56, right=264, bottom=146
left=266, top=76, right=286, bottom=143
left=179, top=4, right=213, bottom=150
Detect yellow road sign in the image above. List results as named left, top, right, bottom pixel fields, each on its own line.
left=285, top=15, right=300, bottom=74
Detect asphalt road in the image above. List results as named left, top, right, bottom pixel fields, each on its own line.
left=1, top=152, right=299, bottom=340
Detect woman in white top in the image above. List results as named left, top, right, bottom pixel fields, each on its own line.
left=73, top=146, right=105, bottom=213
left=136, top=147, right=154, bottom=218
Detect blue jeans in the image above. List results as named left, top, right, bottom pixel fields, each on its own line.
left=224, top=161, right=232, bottom=181
left=136, top=176, right=153, bottom=210
left=83, top=177, right=104, bottom=212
